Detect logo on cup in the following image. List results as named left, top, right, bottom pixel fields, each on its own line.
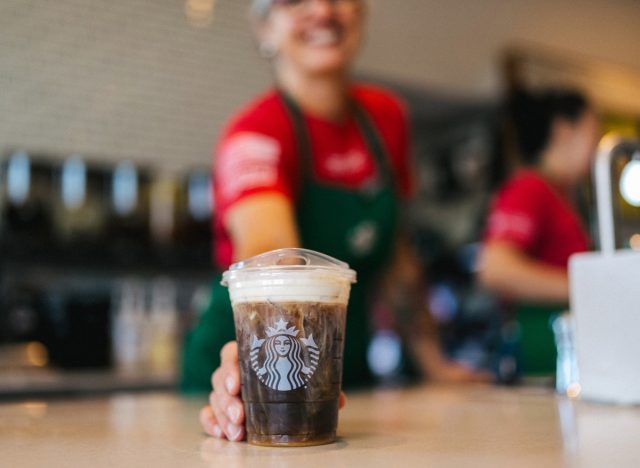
left=250, top=318, right=319, bottom=391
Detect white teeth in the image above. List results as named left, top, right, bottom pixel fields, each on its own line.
left=307, top=29, right=339, bottom=46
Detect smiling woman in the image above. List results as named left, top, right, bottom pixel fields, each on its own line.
left=183, top=0, right=488, bottom=443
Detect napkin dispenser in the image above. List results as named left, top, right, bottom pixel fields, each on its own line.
left=569, top=136, right=640, bottom=404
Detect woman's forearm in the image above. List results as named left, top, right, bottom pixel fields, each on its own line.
left=478, top=242, right=569, bottom=304
left=379, top=237, right=444, bottom=374
left=226, top=193, right=301, bottom=262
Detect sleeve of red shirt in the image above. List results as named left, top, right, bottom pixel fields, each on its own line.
left=213, top=93, right=296, bottom=225
left=354, top=85, right=416, bottom=199
left=484, top=173, right=546, bottom=251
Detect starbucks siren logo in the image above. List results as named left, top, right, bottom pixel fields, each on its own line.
left=250, top=318, right=320, bottom=391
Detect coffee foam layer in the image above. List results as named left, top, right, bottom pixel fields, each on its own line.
left=226, top=272, right=352, bottom=305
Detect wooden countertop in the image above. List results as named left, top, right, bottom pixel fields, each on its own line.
left=2, top=385, right=639, bottom=467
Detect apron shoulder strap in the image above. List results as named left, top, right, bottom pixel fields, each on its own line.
left=279, top=90, right=313, bottom=176
left=351, top=102, right=393, bottom=179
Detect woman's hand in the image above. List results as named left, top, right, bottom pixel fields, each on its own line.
left=426, top=356, right=494, bottom=383
left=199, top=341, right=245, bottom=441
left=200, top=341, right=347, bottom=441
left=410, top=334, right=493, bottom=384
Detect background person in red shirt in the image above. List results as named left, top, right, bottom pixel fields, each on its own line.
left=186, top=0, right=488, bottom=443
left=478, top=88, right=601, bottom=375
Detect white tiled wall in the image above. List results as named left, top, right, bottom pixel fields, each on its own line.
left=0, top=0, right=270, bottom=169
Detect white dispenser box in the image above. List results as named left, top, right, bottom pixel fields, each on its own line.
left=570, top=136, right=640, bottom=404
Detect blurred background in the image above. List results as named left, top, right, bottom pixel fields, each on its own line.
left=1, top=0, right=639, bottom=397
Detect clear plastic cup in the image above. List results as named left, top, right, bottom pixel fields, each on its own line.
left=222, top=248, right=356, bottom=447
left=552, top=312, right=580, bottom=398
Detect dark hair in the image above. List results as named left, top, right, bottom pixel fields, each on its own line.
left=509, top=87, right=589, bottom=164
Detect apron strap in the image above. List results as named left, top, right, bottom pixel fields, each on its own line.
left=279, top=90, right=314, bottom=177
left=278, top=89, right=393, bottom=196
left=352, top=103, right=394, bottom=183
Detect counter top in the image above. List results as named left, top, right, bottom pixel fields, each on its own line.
left=0, top=368, right=176, bottom=399
left=2, top=385, right=640, bottom=467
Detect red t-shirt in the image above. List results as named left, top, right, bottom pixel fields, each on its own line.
left=212, top=84, right=413, bottom=269
left=484, top=170, right=590, bottom=268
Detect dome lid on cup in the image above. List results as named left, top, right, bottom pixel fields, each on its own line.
left=222, top=248, right=356, bottom=285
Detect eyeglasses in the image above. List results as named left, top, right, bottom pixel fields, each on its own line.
left=271, top=0, right=360, bottom=14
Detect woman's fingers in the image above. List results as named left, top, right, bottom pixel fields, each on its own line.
left=211, top=371, right=245, bottom=441
left=207, top=390, right=245, bottom=441
left=211, top=365, right=244, bottom=425
left=210, top=392, right=245, bottom=441
left=204, top=342, right=246, bottom=441
left=211, top=380, right=245, bottom=426
left=225, top=420, right=245, bottom=442
left=199, top=405, right=223, bottom=438
left=220, top=341, right=241, bottom=396
left=339, top=392, right=347, bottom=409
left=208, top=389, right=229, bottom=434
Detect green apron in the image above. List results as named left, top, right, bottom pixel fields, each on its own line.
left=515, top=303, right=566, bottom=376
left=180, top=92, right=400, bottom=393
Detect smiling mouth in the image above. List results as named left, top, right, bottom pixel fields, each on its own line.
left=304, top=26, right=342, bottom=47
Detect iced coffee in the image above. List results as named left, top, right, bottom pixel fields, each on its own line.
left=222, top=249, right=356, bottom=447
